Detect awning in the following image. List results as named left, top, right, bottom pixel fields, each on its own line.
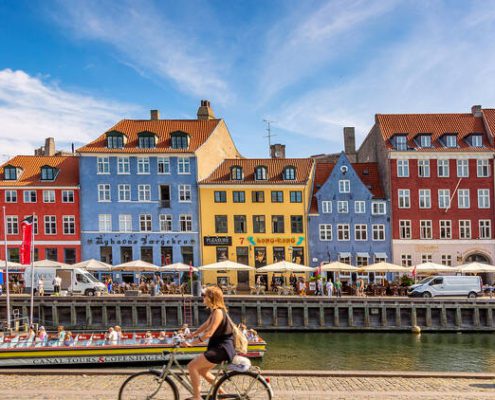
left=338, top=252, right=351, bottom=258
left=374, top=252, right=388, bottom=259
left=356, top=252, right=370, bottom=258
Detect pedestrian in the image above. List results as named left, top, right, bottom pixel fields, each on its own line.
left=38, top=276, right=44, bottom=296
left=57, top=325, right=66, bottom=344
left=335, top=278, right=342, bottom=297
left=317, top=277, right=324, bottom=296
left=326, top=279, right=334, bottom=299
left=298, top=278, right=306, bottom=296
left=53, top=275, right=61, bottom=295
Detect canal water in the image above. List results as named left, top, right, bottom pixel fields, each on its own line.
left=254, top=332, right=495, bottom=372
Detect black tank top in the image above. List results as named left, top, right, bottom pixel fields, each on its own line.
left=209, top=309, right=233, bottom=342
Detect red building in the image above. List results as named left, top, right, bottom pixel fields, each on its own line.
left=0, top=155, right=80, bottom=264
left=359, top=106, right=495, bottom=267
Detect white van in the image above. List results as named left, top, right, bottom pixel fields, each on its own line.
left=24, top=267, right=107, bottom=296
left=408, top=275, right=482, bottom=298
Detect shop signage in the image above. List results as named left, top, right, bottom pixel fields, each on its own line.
left=204, top=236, right=232, bottom=246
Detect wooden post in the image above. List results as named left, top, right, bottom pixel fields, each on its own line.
left=395, top=306, right=401, bottom=328
left=440, top=306, right=447, bottom=328
left=319, top=303, right=325, bottom=327
left=303, top=306, right=309, bottom=327
left=257, top=305, right=262, bottom=327
left=85, top=304, right=92, bottom=327
left=102, top=306, right=108, bottom=326
left=288, top=305, right=293, bottom=327
left=425, top=306, right=432, bottom=327
left=161, top=305, right=167, bottom=326
left=52, top=305, right=59, bottom=327
left=70, top=305, right=77, bottom=327
left=381, top=306, right=387, bottom=327
left=116, top=305, right=122, bottom=326
left=410, top=306, right=417, bottom=327
left=334, top=306, right=340, bottom=327
left=455, top=307, right=462, bottom=328
left=348, top=306, right=354, bottom=327
left=272, top=303, right=278, bottom=327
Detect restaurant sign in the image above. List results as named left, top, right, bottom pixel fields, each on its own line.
left=204, top=236, right=232, bottom=246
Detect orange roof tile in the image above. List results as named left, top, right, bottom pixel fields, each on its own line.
left=0, top=156, right=79, bottom=187
left=200, top=158, right=314, bottom=185
left=77, top=119, right=221, bottom=153
left=482, top=109, right=495, bottom=136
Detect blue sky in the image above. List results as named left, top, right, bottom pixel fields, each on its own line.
left=1, top=0, right=495, bottom=160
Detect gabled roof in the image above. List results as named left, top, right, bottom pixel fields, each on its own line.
left=482, top=109, right=495, bottom=135
left=200, top=158, right=314, bottom=185
left=0, top=156, right=79, bottom=187
left=77, top=119, right=222, bottom=153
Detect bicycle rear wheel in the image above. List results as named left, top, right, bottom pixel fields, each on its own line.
left=118, top=370, right=179, bottom=400
left=212, top=371, right=272, bottom=400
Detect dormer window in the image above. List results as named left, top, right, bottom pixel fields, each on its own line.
left=255, top=166, right=267, bottom=180
left=471, top=134, right=483, bottom=147
left=170, top=132, right=189, bottom=149
left=107, top=132, right=125, bottom=149
left=283, top=166, right=296, bottom=180
left=230, top=166, right=243, bottom=180
left=444, top=134, right=457, bottom=148
left=138, top=132, right=156, bottom=148
left=41, top=166, right=56, bottom=181
left=418, top=134, right=432, bottom=148
left=395, top=135, right=407, bottom=150
left=4, top=165, right=18, bottom=180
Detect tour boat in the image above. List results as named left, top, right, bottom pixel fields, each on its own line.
left=0, top=331, right=266, bottom=367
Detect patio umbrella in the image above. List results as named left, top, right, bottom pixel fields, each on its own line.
left=0, top=260, right=24, bottom=269
left=112, top=260, right=160, bottom=272
left=359, top=261, right=411, bottom=273
left=73, top=259, right=112, bottom=271
left=198, top=260, right=254, bottom=271
left=32, top=259, right=71, bottom=268
left=320, top=261, right=358, bottom=272
left=161, top=263, right=199, bottom=272
left=413, top=262, right=457, bottom=274
left=257, top=261, right=313, bottom=273
left=458, top=262, right=495, bottom=274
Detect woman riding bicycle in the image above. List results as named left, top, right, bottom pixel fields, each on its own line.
left=185, top=286, right=235, bottom=400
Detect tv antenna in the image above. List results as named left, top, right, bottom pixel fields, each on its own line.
left=263, top=119, right=276, bottom=156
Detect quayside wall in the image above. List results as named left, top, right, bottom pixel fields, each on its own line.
left=1, top=296, right=494, bottom=332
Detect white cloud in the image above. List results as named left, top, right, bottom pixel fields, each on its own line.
left=0, top=69, right=138, bottom=158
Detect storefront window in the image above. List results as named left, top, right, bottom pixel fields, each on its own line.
left=7, top=248, right=19, bottom=262
left=291, top=247, right=304, bottom=264
left=141, top=247, right=153, bottom=263
left=216, top=247, right=228, bottom=262
left=161, top=247, right=173, bottom=265
left=100, top=246, right=113, bottom=264
left=64, top=248, right=76, bottom=264
left=254, top=247, right=266, bottom=268
left=121, top=246, right=133, bottom=263
left=45, top=248, right=58, bottom=261
left=273, top=247, right=285, bottom=263
left=181, top=246, right=194, bottom=265
left=236, top=247, right=249, bottom=265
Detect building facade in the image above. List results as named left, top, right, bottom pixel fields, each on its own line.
left=0, top=155, right=81, bottom=263
left=77, top=101, right=240, bottom=267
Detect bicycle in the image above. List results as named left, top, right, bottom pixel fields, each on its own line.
left=118, top=346, right=273, bottom=399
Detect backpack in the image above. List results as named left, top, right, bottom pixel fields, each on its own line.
left=226, top=314, right=248, bottom=354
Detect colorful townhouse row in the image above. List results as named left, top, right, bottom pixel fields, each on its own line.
left=0, top=101, right=494, bottom=287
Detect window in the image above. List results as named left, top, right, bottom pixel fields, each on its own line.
left=418, top=159, right=430, bottom=177
left=337, top=224, right=350, bottom=241
left=97, top=157, right=110, bottom=174
left=399, top=220, right=411, bottom=239
left=230, top=166, right=243, bottom=180
left=140, top=214, right=152, bottom=232
left=444, top=135, right=457, bottom=148
left=138, top=133, right=156, bottom=148
left=395, top=135, right=407, bottom=150
left=28, top=216, right=38, bottom=235
left=62, top=190, right=74, bottom=203
left=178, top=157, right=190, bottom=174
left=171, top=132, right=189, bottom=149
left=45, top=248, right=57, bottom=261
left=271, top=191, right=283, bottom=203
left=457, top=189, right=470, bottom=208
left=4, top=166, right=17, bottom=180
left=98, top=184, right=111, bottom=202
left=438, top=189, right=450, bottom=209
left=437, top=159, right=450, bottom=177
left=420, top=220, right=432, bottom=239
left=398, top=189, right=410, bottom=208
left=233, top=191, right=245, bottom=203
left=107, top=132, right=124, bottom=148
left=116, top=157, right=130, bottom=175
left=401, top=254, right=412, bottom=267
left=419, top=135, right=431, bottom=148
left=118, top=184, right=131, bottom=202
left=322, top=201, right=332, bottom=213
left=354, top=224, right=367, bottom=241
left=441, top=254, right=452, bottom=266
left=421, top=254, right=433, bottom=263
left=179, top=215, right=192, bottom=232
left=471, top=135, right=483, bottom=147
left=372, top=224, right=385, bottom=241
left=214, top=191, right=227, bottom=203
left=356, top=256, right=368, bottom=267
left=43, top=190, right=55, bottom=203
left=479, top=220, right=491, bottom=239
left=255, top=166, right=267, bottom=180
left=234, top=215, right=247, bottom=233
left=354, top=201, right=366, bottom=213
left=272, top=216, right=284, bottom=233
left=319, top=224, right=332, bottom=240
left=337, top=201, right=348, bottom=213
left=137, top=157, right=150, bottom=174
left=478, top=189, right=490, bottom=208
left=459, top=220, right=471, bottom=239
left=477, top=159, right=490, bottom=177
left=45, top=215, right=57, bottom=234
left=397, top=160, right=409, bottom=177
left=457, top=159, right=469, bottom=177
left=159, top=214, right=172, bottom=232
left=419, top=189, right=431, bottom=209
left=440, top=220, right=452, bottom=239
left=119, top=214, right=133, bottom=232
left=41, top=166, right=56, bottom=180
left=283, top=167, right=296, bottom=180
left=6, top=216, right=18, bottom=235
left=215, top=215, right=228, bottom=233
left=253, top=215, right=265, bottom=233
left=63, top=216, right=75, bottom=235
left=339, top=180, right=350, bottom=192
left=372, top=202, right=386, bottom=215
left=179, top=185, right=192, bottom=202
left=23, top=190, right=37, bottom=203
left=290, top=191, right=302, bottom=203
left=157, top=157, right=170, bottom=174
left=138, top=184, right=151, bottom=201
left=290, top=215, right=303, bottom=233
left=252, top=191, right=264, bottom=203
left=5, top=190, right=17, bottom=203
left=98, top=214, right=111, bottom=232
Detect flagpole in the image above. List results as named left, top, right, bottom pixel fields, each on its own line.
left=2, top=206, right=11, bottom=330
left=29, top=213, right=35, bottom=326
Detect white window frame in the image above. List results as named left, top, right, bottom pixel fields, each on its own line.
left=438, top=189, right=450, bottom=209
left=371, top=201, right=386, bottom=215
left=456, top=159, right=469, bottom=178
left=138, top=184, right=151, bottom=202
left=441, top=254, right=452, bottom=266
left=44, top=215, right=57, bottom=235
left=421, top=254, right=433, bottom=263
left=372, top=224, right=385, bottom=241
left=117, top=157, right=130, bottom=175
left=479, top=220, right=491, bottom=239
left=157, top=157, right=171, bottom=174
left=139, top=214, right=152, bottom=232
left=337, top=224, right=350, bottom=241
left=6, top=216, right=18, bottom=235
left=97, top=184, right=111, bottom=202
left=177, top=157, right=191, bottom=175
left=319, top=224, right=332, bottom=241
left=419, top=189, right=431, bottom=209
left=478, top=189, right=490, bottom=209
left=354, top=224, right=367, bottom=241
left=159, top=214, right=173, bottom=232
left=337, top=201, right=348, bottom=213
left=137, top=157, right=150, bottom=175
left=401, top=254, right=412, bottom=267
left=98, top=214, right=112, bottom=232
left=321, top=201, right=332, bottom=214
left=439, top=220, right=452, bottom=239
left=459, top=220, right=471, bottom=239
left=43, top=190, right=55, bottom=203
left=118, top=184, right=131, bottom=202
left=62, top=190, right=74, bottom=203
left=354, top=201, right=366, bottom=214
left=338, top=180, right=350, bottom=193
left=23, top=190, right=37, bottom=203
left=5, top=190, right=17, bottom=203
left=397, top=159, right=409, bottom=177
left=457, top=189, right=470, bottom=209
left=477, top=159, right=490, bottom=177
left=418, top=159, right=430, bottom=178
left=119, top=214, right=133, bottom=232
left=179, top=184, right=192, bottom=202
left=62, top=215, right=76, bottom=235
left=420, top=220, right=432, bottom=239
left=419, top=135, right=431, bottom=148
left=97, top=157, right=110, bottom=174
left=398, top=189, right=410, bottom=209
left=445, top=135, right=457, bottom=148
left=179, top=214, right=192, bottom=232
left=437, top=159, right=450, bottom=177
left=471, top=135, right=483, bottom=147
left=399, top=220, right=411, bottom=239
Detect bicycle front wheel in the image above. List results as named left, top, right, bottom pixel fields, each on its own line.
left=212, top=371, right=272, bottom=400
left=118, top=370, right=179, bottom=400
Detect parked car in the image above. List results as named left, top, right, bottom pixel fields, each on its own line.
left=408, top=275, right=482, bottom=298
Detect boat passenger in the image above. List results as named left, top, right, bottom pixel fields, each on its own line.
left=181, top=324, right=191, bottom=336
left=37, top=326, right=47, bottom=344
left=63, top=331, right=74, bottom=347
left=246, top=329, right=259, bottom=342
left=114, top=325, right=122, bottom=343
left=158, top=331, right=167, bottom=344
left=105, top=327, right=118, bottom=345
left=57, top=325, right=66, bottom=343
left=238, top=323, right=248, bottom=337
left=143, top=331, right=153, bottom=345
left=38, top=277, right=45, bottom=297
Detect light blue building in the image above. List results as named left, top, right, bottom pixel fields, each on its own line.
left=78, top=101, right=240, bottom=276
left=308, top=153, right=391, bottom=280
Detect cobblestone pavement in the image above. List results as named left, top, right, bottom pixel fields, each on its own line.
left=1, top=373, right=495, bottom=400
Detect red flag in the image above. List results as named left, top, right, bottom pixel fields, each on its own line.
left=411, top=265, right=417, bottom=277
left=20, top=216, right=33, bottom=265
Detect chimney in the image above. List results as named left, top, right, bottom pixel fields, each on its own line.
left=270, top=144, right=286, bottom=159
left=150, top=110, right=160, bottom=120
left=471, top=105, right=482, bottom=117
left=45, top=137, right=55, bottom=156
left=343, top=127, right=356, bottom=155
left=197, top=100, right=216, bottom=120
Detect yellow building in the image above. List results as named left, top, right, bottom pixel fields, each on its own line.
left=199, top=155, right=314, bottom=289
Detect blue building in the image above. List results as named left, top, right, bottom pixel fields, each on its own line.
left=78, top=101, right=240, bottom=272
left=308, top=153, right=391, bottom=279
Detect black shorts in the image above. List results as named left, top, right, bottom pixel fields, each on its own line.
left=204, top=346, right=230, bottom=364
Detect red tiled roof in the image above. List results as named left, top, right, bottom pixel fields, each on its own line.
left=482, top=109, right=495, bottom=136
left=309, top=162, right=384, bottom=213
left=77, top=119, right=221, bottom=153
left=0, top=156, right=79, bottom=187
left=200, top=158, right=314, bottom=185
